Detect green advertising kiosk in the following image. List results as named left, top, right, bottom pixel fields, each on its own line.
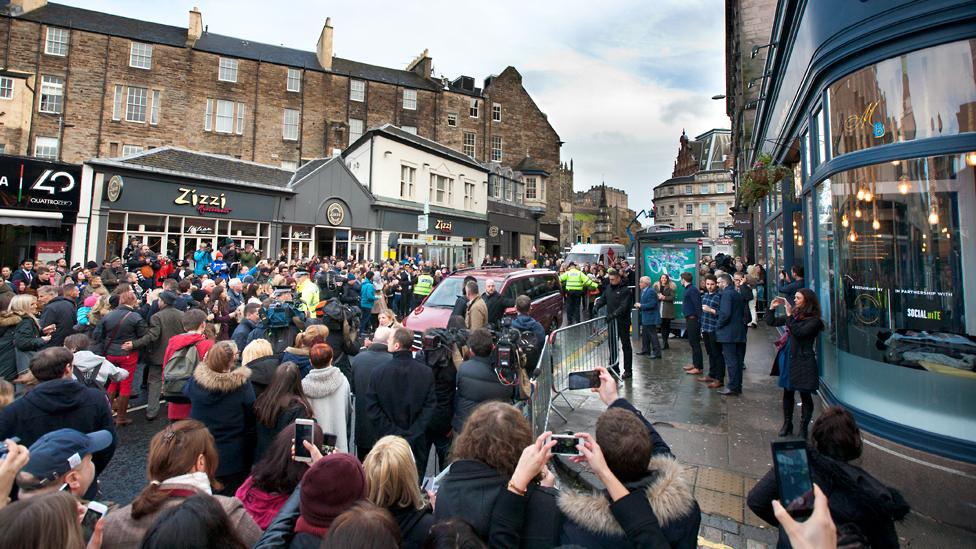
left=635, top=229, right=704, bottom=332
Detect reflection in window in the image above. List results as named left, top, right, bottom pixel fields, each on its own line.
left=829, top=39, right=976, bottom=157
left=830, top=154, right=975, bottom=377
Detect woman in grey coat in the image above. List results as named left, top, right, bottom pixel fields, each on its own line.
left=653, top=275, right=676, bottom=349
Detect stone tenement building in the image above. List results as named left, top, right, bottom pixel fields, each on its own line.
left=572, top=184, right=636, bottom=244
left=0, top=1, right=570, bottom=229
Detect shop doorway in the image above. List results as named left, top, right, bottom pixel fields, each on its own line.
left=0, top=224, right=72, bottom=268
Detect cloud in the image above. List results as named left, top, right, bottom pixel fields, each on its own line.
left=58, top=0, right=729, bottom=205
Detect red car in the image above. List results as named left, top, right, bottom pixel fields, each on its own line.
left=403, top=268, right=564, bottom=338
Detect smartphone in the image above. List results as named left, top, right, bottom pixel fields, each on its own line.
left=322, top=433, right=338, bottom=454
left=421, top=475, right=438, bottom=494
left=771, top=441, right=815, bottom=519
left=0, top=437, right=20, bottom=459
left=568, top=370, right=602, bottom=390
left=81, top=501, right=107, bottom=543
left=293, top=418, right=316, bottom=463
left=549, top=434, right=582, bottom=456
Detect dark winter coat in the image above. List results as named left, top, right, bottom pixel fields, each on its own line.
left=131, top=305, right=184, bottom=365
left=715, top=286, right=746, bottom=344
left=599, top=282, right=634, bottom=324
left=325, top=321, right=360, bottom=385
left=364, top=350, right=435, bottom=455
left=766, top=312, right=823, bottom=392
left=558, top=455, right=701, bottom=549
left=421, top=345, right=457, bottom=437
left=0, top=378, right=116, bottom=473
left=350, top=344, right=392, bottom=451
left=748, top=449, right=910, bottom=549
left=0, top=312, right=25, bottom=380
left=245, top=355, right=281, bottom=399
left=254, top=401, right=309, bottom=464
left=281, top=347, right=312, bottom=378
left=39, top=296, right=76, bottom=347
left=389, top=504, right=435, bottom=549
left=92, top=305, right=148, bottom=356
left=483, top=291, right=514, bottom=326
left=452, top=355, right=519, bottom=434
left=184, top=364, right=256, bottom=477
left=232, top=318, right=261, bottom=352
left=434, top=459, right=560, bottom=548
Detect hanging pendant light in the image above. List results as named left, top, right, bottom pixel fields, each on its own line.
left=848, top=231, right=858, bottom=242
left=898, top=176, right=910, bottom=195
left=966, top=151, right=976, bottom=167
left=841, top=214, right=849, bottom=228
left=856, top=188, right=865, bottom=200
left=855, top=207, right=862, bottom=218
left=928, top=210, right=939, bottom=225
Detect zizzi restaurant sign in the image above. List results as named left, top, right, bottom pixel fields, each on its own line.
left=174, top=187, right=233, bottom=215
left=0, top=156, right=82, bottom=213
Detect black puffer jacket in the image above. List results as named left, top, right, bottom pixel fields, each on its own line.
left=748, top=449, right=910, bottom=548
left=92, top=305, right=147, bottom=356
left=765, top=312, right=824, bottom=392
left=39, top=296, right=76, bottom=347
left=452, top=355, right=518, bottom=434
left=0, top=312, right=24, bottom=381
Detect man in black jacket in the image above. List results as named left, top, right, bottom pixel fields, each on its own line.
left=38, top=284, right=76, bottom=348
left=10, top=259, right=38, bottom=293
left=398, top=267, right=414, bottom=318
left=365, top=327, right=436, bottom=476
left=483, top=279, right=514, bottom=328
left=680, top=271, right=705, bottom=378
left=125, top=291, right=184, bottom=420
left=596, top=269, right=634, bottom=379
left=350, top=325, right=394, bottom=461
left=451, top=276, right=478, bottom=320
left=452, top=328, right=521, bottom=434
left=0, top=347, right=116, bottom=499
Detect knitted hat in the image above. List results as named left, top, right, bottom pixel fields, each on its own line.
left=297, top=453, right=365, bottom=534
left=83, top=295, right=98, bottom=308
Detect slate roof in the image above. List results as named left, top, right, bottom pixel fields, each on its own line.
left=514, top=155, right=550, bottom=176
left=87, top=147, right=296, bottom=193
left=347, top=124, right=489, bottom=172
left=11, top=2, right=441, bottom=91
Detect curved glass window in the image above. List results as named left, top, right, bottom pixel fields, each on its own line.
left=820, top=153, right=976, bottom=441
left=829, top=39, right=976, bottom=156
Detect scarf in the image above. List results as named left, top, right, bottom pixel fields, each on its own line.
left=160, top=471, right=213, bottom=495
left=774, top=311, right=812, bottom=352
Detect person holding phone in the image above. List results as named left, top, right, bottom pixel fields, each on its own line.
left=766, top=288, right=824, bottom=439
left=748, top=407, right=910, bottom=549
left=14, top=428, right=111, bottom=501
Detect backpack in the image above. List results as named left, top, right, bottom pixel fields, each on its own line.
left=162, top=344, right=200, bottom=398
left=262, top=302, right=296, bottom=329
left=73, top=363, right=103, bottom=389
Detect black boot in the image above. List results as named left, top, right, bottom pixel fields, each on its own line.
left=779, top=396, right=794, bottom=437
left=799, top=406, right=814, bottom=440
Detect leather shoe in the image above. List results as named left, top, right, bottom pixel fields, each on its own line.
left=696, top=376, right=717, bottom=383
left=636, top=351, right=649, bottom=355
left=682, top=365, right=696, bottom=371
left=685, top=368, right=702, bottom=375
left=706, top=381, right=724, bottom=388
left=717, top=388, right=740, bottom=396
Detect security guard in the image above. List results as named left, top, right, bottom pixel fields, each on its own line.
left=413, top=267, right=435, bottom=309
left=560, top=262, right=596, bottom=325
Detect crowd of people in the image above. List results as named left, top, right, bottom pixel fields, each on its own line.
left=0, top=239, right=908, bottom=548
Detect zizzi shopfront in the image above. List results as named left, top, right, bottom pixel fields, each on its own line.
left=83, top=154, right=292, bottom=264
left=380, top=209, right=487, bottom=267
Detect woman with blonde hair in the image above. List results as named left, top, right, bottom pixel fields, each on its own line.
left=364, top=435, right=434, bottom=548
left=281, top=324, right=329, bottom=378
left=0, top=491, right=92, bottom=549
left=184, top=340, right=256, bottom=495
left=100, top=420, right=261, bottom=548
left=376, top=308, right=400, bottom=331
left=6, top=294, right=51, bottom=379
left=87, top=293, right=112, bottom=326
left=241, top=338, right=279, bottom=399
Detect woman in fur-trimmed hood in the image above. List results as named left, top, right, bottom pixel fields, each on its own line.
left=557, top=402, right=701, bottom=549
left=184, top=340, right=256, bottom=496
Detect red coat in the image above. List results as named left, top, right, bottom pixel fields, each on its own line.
left=162, top=332, right=213, bottom=420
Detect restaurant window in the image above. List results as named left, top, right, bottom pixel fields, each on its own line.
left=815, top=105, right=828, bottom=165
left=829, top=39, right=976, bottom=157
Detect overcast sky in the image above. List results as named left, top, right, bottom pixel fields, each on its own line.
left=62, top=0, right=729, bottom=213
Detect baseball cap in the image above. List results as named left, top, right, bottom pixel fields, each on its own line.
left=21, top=429, right=113, bottom=484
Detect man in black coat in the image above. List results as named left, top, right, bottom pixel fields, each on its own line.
left=364, top=327, right=436, bottom=476
left=38, top=285, right=76, bottom=348
left=452, top=329, right=520, bottom=434
left=715, top=274, right=747, bottom=396
left=595, top=269, right=634, bottom=379
left=482, top=279, right=514, bottom=328
left=350, top=325, right=394, bottom=461
left=451, top=275, right=478, bottom=320
left=10, top=259, right=38, bottom=293
left=398, top=267, right=414, bottom=318
left=0, top=347, right=116, bottom=499
left=680, top=271, right=705, bottom=376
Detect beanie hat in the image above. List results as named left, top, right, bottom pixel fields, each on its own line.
left=296, top=453, right=365, bottom=537
left=83, top=295, right=98, bottom=308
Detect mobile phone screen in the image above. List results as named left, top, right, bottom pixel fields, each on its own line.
left=568, top=371, right=601, bottom=390
left=81, top=507, right=103, bottom=543
left=322, top=433, right=338, bottom=453
left=294, top=422, right=313, bottom=459
left=773, top=444, right=814, bottom=518
left=550, top=435, right=581, bottom=456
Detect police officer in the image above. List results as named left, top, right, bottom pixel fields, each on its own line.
left=559, top=262, right=596, bottom=325
left=414, top=267, right=435, bottom=309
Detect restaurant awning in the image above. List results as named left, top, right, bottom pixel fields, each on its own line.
left=0, top=209, right=63, bottom=228
left=539, top=231, right=558, bottom=242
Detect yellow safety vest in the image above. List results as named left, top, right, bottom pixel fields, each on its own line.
left=415, top=274, right=434, bottom=296
left=561, top=269, right=586, bottom=292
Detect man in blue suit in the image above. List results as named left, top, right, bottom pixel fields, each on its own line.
left=715, top=274, right=747, bottom=395
left=634, top=276, right=661, bottom=358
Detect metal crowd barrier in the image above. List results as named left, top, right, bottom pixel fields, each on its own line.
left=526, top=316, right=620, bottom=436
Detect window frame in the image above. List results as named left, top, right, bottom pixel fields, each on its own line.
left=684, top=185, right=693, bottom=195
left=685, top=204, right=693, bottom=215
left=400, top=125, right=417, bottom=135
left=700, top=203, right=710, bottom=214
left=129, top=42, right=153, bottom=70
left=204, top=98, right=213, bottom=132
left=286, top=68, right=301, bottom=92
left=125, top=86, right=148, bottom=123
left=402, top=89, right=417, bottom=110
left=464, top=180, right=476, bottom=210
left=34, top=136, right=59, bottom=160
left=469, top=98, right=479, bottom=118
left=39, top=75, right=64, bottom=114
left=525, top=176, right=538, bottom=200
left=44, top=27, right=69, bottom=57
left=121, top=144, right=143, bottom=157
left=490, top=135, right=502, bottom=162
left=447, top=112, right=458, bottom=127
left=462, top=131, right=476, bottom=157
left=150, top=89, right=161, bottom=125
left=215, top=99, right=235, bottom=133
left=492, top=102, right=501, bottom=121
left=400, top=164, right=416, bottom=199
left=350, top=79, right=365, bottom=102
left=235, top=102, right=246, bottom=135
left=0, top=77, right=13, bottom=100
left=282, top=108, right=300, bottom=141
left=218, top=57, right=239, bottom=83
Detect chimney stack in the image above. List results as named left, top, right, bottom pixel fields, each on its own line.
left=7, top=0, right=47, bottom=15
left=186, top=7, right=203, bottom=47
left=406, top=49, right=433, bottom=78
left=316, top=17, right=334, bottom=71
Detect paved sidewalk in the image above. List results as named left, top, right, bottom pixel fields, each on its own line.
left=550, top=324, right=975, bottom=548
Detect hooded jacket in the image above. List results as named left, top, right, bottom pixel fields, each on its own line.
left=246, top=355, right=281, bottom=399
left=0, top=378, right=116, bottom=474
left=349, top=344, right=392, bottom=451
left=281, top=347, right=312, bottom=378
left=558, top=455, right=702, bottom=549
left=72, top=350, right=130, bottom=386
left=39, top=296, right=76, bottom=347
left=236, top=475, right=292, bottom=530
left=748, top=449, right=910, bottom=549
left=302, top=367, right=351, bottom=453
left=184, top=364, right=256, bottom=476
left=0, top=311, right=23, bottom=380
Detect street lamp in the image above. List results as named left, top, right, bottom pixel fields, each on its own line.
left=711, top=94, right=726, bottom=100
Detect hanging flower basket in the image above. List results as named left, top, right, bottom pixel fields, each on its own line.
left=739, top=153, right=790, bottom=207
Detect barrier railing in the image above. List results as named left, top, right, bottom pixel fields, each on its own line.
left=527, top=316, right=620, bottom=435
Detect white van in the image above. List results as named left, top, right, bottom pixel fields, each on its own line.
left=564, top=243, right=627, bottom=266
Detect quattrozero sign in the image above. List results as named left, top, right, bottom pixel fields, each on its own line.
left=0, top=156, right=82, bottom=213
